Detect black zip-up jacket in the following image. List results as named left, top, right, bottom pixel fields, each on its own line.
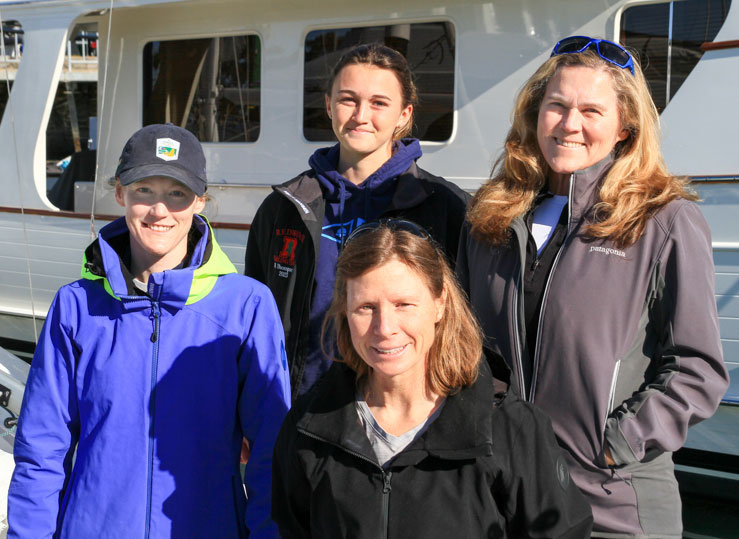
left=244, top=164, right=469, bottom=399
left=271, top=361, right=593, bottom=538
left=457, top=156, right=728, bottom=537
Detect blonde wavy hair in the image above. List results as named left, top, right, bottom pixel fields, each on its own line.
left=323, top=224, right=482, bottom=396
left=467, top=47, right=696, bottom=248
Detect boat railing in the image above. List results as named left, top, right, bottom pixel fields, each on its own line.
left=0, top=24, right=23, bottom=64
left=64, top=32, right=99, bottom=71
left=713, top=242, right=739, bottom=252
left=1, top=27, right=98, bottom=70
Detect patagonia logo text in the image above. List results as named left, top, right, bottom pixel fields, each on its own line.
left=589, top=246, right=625, bottom=258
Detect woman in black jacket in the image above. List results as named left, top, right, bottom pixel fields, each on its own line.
left=272, top=219, right=592, bottom=538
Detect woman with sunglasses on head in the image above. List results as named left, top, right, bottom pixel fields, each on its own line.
left=457, top=37, right=728, bottom=537
left=8, top=124, right=290, bottom=538
left=245, top=43, right=469, bottom=399
left=272, top=220, right=593, bottom=538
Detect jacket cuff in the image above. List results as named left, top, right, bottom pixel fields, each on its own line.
left=604, top=417, right=639, bottom=466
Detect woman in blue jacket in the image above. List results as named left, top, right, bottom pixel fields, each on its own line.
left=8, top=124, right=291, bottom=538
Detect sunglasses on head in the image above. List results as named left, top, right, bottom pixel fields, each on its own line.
left=344, top=218, right=431, bottom=248
left=551, top=36, right=635, bottom=75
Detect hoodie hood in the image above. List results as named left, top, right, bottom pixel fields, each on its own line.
left=299, top=138, right=422, bottom=396
left=81, top=214, right=236, bottom=307
left=309, top=138, right=422, bottom=200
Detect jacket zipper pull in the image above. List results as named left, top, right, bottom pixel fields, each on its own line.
left=530, top=257, right=540, bottom=271
left=381, top=471, right=392, bottom=539
left=150, top=303, right=160, bottom=343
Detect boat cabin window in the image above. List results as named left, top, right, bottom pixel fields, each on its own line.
left=303, top=22, right=455, bottom=142
left=620, top=0, right=732, bottom=112
left=143, top=35, right=261, bottom=143
left=0, top=19, right=23, bottom=122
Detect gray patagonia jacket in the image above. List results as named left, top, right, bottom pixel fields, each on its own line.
left=457, top=156, right=728, bottom=538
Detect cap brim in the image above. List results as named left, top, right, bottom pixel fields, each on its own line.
left=118, top=163, right=206, bottom=196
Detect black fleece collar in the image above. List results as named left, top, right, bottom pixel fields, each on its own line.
left=296, top=360, right=497, bottom=467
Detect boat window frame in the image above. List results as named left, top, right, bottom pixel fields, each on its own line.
left=141, top=31, right=263, bottom=145
left=615, top=0, right=733, bottom=113
left=300, top=18, right=457, bottom=145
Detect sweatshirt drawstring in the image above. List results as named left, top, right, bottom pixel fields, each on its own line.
left=601, top=467, right=633, bottom=495
left=338, top=181, right=347, bottom=249
left=364, top=183, right=371, bottom=223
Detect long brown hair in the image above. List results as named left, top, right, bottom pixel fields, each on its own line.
left=326, top=43, right=418, bottom=139
left=467, top=47, right=696, bottom=248
left=323, top=224, right=482, bottom=396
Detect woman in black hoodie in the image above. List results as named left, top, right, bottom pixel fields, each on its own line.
left=245, top=43, right=469, bottom=398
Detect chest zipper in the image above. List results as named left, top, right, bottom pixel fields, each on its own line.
left=512, top=272, right=527, bottom=399
left=145, top=301, right=161, bottom=539
left=297, top=429, right=393, bottom=536
left=382, top=471, right=393, bottom=539
left=529, top=175, right=574, bottom=403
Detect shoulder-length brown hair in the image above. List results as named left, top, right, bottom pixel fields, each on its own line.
left=467, top=47, right=696, bottom=248
left=323, top=224, right=482, bottom=396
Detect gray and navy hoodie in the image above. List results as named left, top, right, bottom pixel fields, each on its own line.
left=245, top=139, right=470, bottom=399
left=305, top=139, right=423, bottom=394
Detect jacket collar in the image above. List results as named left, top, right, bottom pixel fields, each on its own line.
left=565, top=153, right=614, bottom=223
left=387, top=161, right=434, bottom=211
left=275, top=158, right=434, bottom=252
left=81, top=215, right=236, bottom=308
left=296, top=361, right=496, bottom=467
left=511, top=153, right=615, bottom=247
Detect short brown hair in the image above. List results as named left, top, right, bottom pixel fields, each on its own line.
left=326, top=43, right=418, bottom=140
left=323, top=223, right=482, bottom=396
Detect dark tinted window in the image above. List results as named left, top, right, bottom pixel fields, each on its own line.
left=1, top=20, right=23, bottom=122
left=46, top=22, right=99, bottom=160
left=621, top=0, right=731, bottom=112
left=143, top=35, right=260, bottom=142
left=47, top=82, right=97, bottom=160
left=0, top=83, right=11, bottom=121
left=304, top=22, right=455, bottom=142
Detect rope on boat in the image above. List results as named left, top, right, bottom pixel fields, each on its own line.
left=89, top=0, right=116, bottom=240
left=0, top=6, right=39, bottom=343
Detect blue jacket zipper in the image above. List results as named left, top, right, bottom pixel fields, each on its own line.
left=145, top=301, right=161, bottom=539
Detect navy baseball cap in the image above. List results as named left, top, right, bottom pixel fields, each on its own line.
left=116, top=124, right=208, bottom=195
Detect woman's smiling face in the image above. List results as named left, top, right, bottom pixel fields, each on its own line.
left=537, top=65, right=628, bottom=187
left=115, top=176, right=205, bottom=273
left=326, top=63, right=412, bottom=167
left=346, top=258, right=445, bottom=385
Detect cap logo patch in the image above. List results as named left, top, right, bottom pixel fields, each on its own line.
left=156, top=138, right=180, bottom=161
